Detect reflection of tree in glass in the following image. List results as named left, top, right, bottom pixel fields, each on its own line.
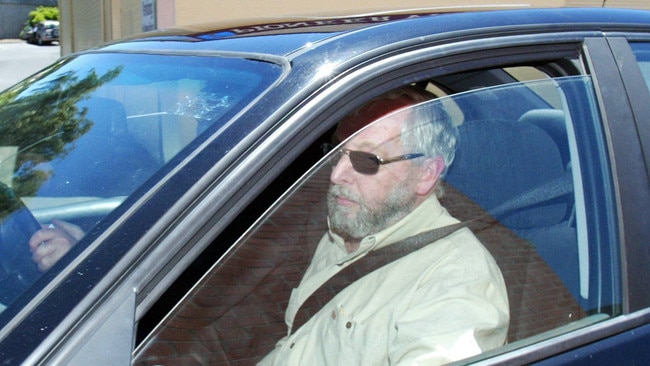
left=0, top=182, right=21, bottom=221
left=0, top=66, right=122, bottom=196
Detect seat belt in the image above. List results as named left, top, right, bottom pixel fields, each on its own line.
left=291, top=222, right=466, bottom=333
left=489, top=170, right=573, bottom=218
left=291, top=171, right=573, bottom=333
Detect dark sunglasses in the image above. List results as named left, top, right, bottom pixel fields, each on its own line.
left=325, top=143, right=424, bottom=175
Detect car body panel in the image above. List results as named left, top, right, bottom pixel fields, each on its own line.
left=0, top=7, right=649, bottom=365
left=29, top=20, right=59, bottom=45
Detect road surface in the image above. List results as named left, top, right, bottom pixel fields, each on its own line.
left=0, top=39, right=61, bottom=92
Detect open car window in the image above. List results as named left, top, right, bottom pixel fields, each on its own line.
left=0, top=52, right=283, bottom=313
left=134, top=75, right=620, bottom=364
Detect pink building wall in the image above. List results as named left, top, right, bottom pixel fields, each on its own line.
left=156, top=0, right=175, bottom=29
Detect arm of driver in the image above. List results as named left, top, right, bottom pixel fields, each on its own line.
left=28, top=219, right=85, bottom=272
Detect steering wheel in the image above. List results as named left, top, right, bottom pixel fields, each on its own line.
left=0, top=182, right=42, bottom=305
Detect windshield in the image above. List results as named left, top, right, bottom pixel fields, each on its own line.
left=0, top=51, right=283, bottom=310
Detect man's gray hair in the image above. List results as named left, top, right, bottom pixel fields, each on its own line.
left=336, top=85, right=459, bottom=177
left=401, top=101, right=458, bottom=177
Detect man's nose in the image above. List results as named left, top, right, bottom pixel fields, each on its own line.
left=330, top=153, right=354, bottom=185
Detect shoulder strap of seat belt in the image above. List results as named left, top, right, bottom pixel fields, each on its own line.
left=290, top=221, right=466, bottom=333
left=291, top=170, right=573, bottom=333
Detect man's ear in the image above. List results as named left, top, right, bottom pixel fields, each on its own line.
left=415, top=156, right=445, bottom=196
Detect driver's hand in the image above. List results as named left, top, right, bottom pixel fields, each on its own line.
left=29, top=219, right=84, bottom=272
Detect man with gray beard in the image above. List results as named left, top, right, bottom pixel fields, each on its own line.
left=260, top=86, right=509, bottom=365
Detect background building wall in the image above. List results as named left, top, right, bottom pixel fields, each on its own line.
left=59, top=0, right=105, bottom=54
left=57, top=0, right=650, bottom=55
left=567, top=0, right=647, bottom=6
left=0, top=0, right=57, bottom=39
left=156, top=0, right=174, bottom=29
left=171, top=0, right=566, bottom=26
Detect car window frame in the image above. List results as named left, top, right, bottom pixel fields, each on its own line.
left=0, top=30, right=636, bottom=365
left=129, top=36, right=624, bottom=364
left=133, top=74, right=614, bottom=365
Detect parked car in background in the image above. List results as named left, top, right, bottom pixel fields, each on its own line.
left=18, top=22, right=34, bottom=41
left=28, top=20, right=59, bottom=45
left=0, top=6, right=649, bottom=365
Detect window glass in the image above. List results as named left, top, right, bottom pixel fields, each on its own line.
left=0, top=53, right=283, bottom=311
left=134, top=76, right=619, bottom=365
left=504, top=66, right=550, bottom=82
left=505, top=66, right=566, bottom=108
left=631, top=42, right=650, bottom=90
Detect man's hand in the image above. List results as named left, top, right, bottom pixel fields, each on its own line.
left=28, top=219, right=84, bottom=272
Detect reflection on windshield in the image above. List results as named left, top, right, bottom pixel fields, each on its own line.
left=1, top=65, right=122, bottom=197
left=0, top=52, right=282, bottom=312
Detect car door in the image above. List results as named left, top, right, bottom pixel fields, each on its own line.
left=123, top=35, right=639, bottom=365
left=522, top=36, right=650, bottom=365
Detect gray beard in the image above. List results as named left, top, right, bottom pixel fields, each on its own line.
left=327, top=183, right=417, bottom=241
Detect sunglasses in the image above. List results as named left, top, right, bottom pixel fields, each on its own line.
left=333, top=147, right=425, bottom=175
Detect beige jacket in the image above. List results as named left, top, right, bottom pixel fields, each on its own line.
left=260, top=195, right=509, bottom=365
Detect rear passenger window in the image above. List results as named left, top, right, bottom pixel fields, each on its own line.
left=631, top=42, right=650, bottom=92
left=134, top=76, right=620, bottom=365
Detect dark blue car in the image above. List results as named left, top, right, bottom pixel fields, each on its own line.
left=0, top=7, right=649, bottom=365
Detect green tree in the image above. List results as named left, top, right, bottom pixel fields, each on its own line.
left=27, top=6, right=59, bottom=26
left=0, top=62, right=123, bottom=196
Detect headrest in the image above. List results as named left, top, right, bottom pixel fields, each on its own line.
left=519, top=109, right=570, bottom=166
left=333, top=86, right=433, bottom=144
left=445, top=118, right=568, bottom=228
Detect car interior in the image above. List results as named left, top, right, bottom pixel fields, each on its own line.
left=132, top=57, right=617, bottom=365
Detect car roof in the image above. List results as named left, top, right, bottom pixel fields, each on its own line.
left=98, top=7, right=650, bottom=58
